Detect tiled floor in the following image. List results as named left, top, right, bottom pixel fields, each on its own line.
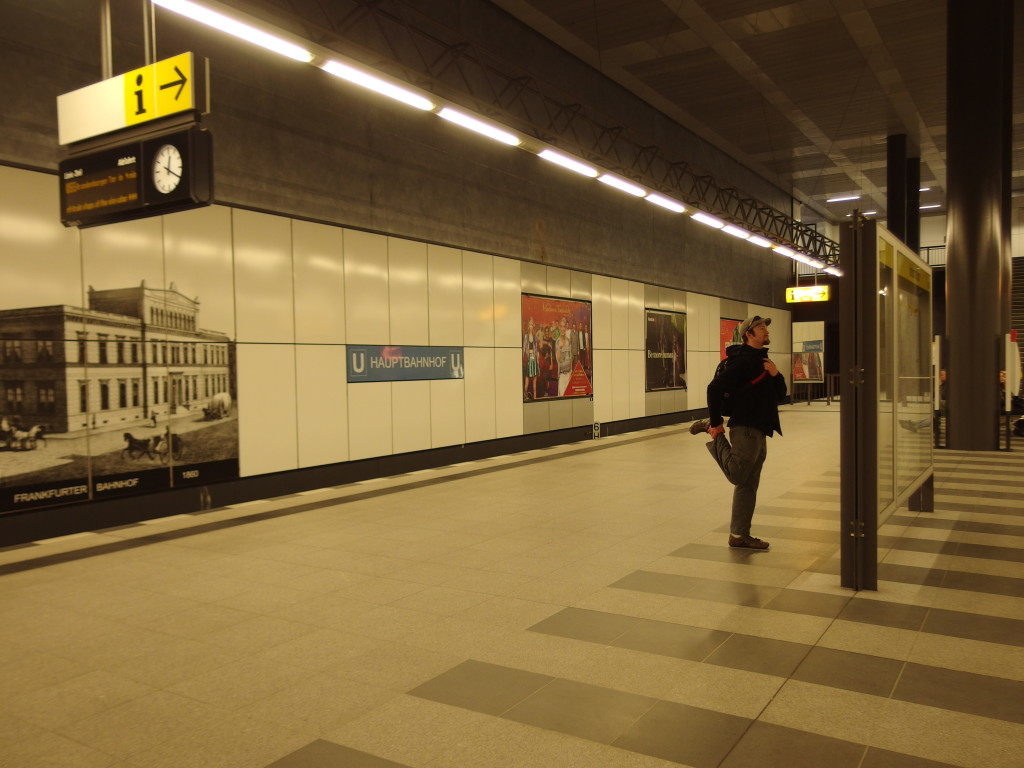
left=1, top=407, right=1022, bottom=768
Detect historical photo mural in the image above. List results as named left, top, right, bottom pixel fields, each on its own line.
left=0, top=278, right=239, bottom=514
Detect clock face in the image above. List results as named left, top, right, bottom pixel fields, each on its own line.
left=152, top=143, right=183, bottom=194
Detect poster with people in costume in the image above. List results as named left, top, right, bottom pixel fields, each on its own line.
left=521, top=295, right=593, bottom=401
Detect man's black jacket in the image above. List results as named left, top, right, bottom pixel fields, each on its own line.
left=707, top=343, right=787, bottom=436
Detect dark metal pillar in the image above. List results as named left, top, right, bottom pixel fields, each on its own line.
left=886, top=134, right=907, bottom=242
left=945, top=0, right=1013, bottom=450
left=906, top=157, right=920, bottom=253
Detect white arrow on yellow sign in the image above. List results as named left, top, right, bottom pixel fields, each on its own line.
left=58, top=53, right=208, bottom=145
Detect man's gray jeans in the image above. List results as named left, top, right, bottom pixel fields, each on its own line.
left=706, top=425, right=767, bottom=537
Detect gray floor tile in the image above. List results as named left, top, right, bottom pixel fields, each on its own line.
left=684, top=578, right=781, bottom=608
left=861, top=746, right=963, bottom=768
left=954, top=542, right=1024, bottom=563
left=527, top=607, right=643, bottom=644
left=612, top=700, right=750, bottom=768
left=610, top=570, right=701, bottom=597
left=838, top=598, right=929, bottom=631
left=610, top=618, right=732, bottom=661
left=791, top=647, right=904, bottom=697
left=939, top=569, right=1024, bottom=597
left=720, top=720, right=865, bottom=768
left=893, top=663, right=1024, bottom=724
left=922, top=607, right=1024, bottom=646
left=765, top=588, right=851, bottom=618
left=503, top=677, right=657, bottom=744
left=266, top=740, right=412, bottom=767
left=408, top=660, right=553, bottom=716
left=876, top=563, right=948, bottom=588
left=705, top=633, right=811, bottom=678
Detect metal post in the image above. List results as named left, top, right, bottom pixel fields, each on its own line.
left=100, top=0, right=113, bottom=78
left=143, top=0, right=156, bottom=65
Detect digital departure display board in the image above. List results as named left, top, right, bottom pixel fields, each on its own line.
left=59, top=125, right=212, bottom=227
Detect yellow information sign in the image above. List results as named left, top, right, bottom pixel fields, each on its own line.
left=786, top=285, right=830, bottom=303
left=58, top=53, right=207, bottom=145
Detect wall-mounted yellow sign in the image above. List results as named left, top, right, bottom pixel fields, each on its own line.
left=786, top=285, right=830, bottom=303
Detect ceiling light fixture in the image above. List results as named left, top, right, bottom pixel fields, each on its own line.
left=747, top=235, right=772, bottom=248
left=437, top=107, right=519, bottom=145
left=919, top=187, right=930, bottom=192
left=152, top=0, right=314, bottom=62
left=824, top=266, right=843, bottom=276
left=920, top=204, right=942, bottom=210
left=691, top=212, right=724, bottom=229
left=826, top=195, right=861, bottom=203
left=644, top=193, right=685, bottom=213
left=538, top=149, right=598, bottom=177
left=722, top=225, right=751, bottom=240
left=322, top=60, right=434, bottom=110
left=598, top=174, right=645, bottom=197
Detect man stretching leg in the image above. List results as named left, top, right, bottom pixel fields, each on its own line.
left=691, top=316, right=787, bottom=550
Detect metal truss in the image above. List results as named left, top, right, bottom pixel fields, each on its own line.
left=266, top=0, right=840, bottom=263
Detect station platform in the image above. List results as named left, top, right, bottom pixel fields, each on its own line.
left=1, top=407, right=1021, bottom=768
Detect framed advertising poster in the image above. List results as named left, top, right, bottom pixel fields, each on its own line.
left=645, top=309, right=687, bottom=391
left=720, top=318, right=741, bottom=359
left=521, top=294, right=593, bottom=401
left=793, top=340, right=824, bottom=382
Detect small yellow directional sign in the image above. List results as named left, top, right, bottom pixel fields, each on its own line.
left=786, top=284, right=830, bottom=303
left=58, top=53, right=208, bottom=145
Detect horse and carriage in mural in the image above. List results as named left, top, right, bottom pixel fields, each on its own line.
left=0, top=417, right=46, bottom=451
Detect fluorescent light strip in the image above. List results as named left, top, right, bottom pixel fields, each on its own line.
left=919, top=187, right=930, bottom=192
left=644, top=193, right=685, bottom=213
left=598, top=174, right=645, bottom=197
left=747, top=235, right=772, bottom=248
left=824, top=266, right=843, bottom=276
left=322, top=60, right=434, bottom=110
left=772, top=245, right=796, bottom=258
left=538, top=149, right=598, bottom=177
left=722, top=225, right=750, bottom=240
left=438, top=107, right=520, bottom=145
left=826, top=195, right=861, bottom=203
left=920, top=204, right=941, bottom=209
left=152, top=0, right=313, bottom=62
left=691, top=212, right=724, bottom=229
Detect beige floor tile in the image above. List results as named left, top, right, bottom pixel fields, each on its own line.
left=240, top=673, right=399, bottom=732
left=908, top=632, right=1024, bottom=681
left=11, top=669, right=154, bottom=729
left=816, top=620, right=919, bottom=661
left=167, top=657, right=317, bottom=710
left=763, top=680, right=1024, bottom=768
left=202, top=614, right=319, bottom=655
left=881, top=548, right=1023, bottom=578
left=254, top=627, right=382, bottom=672
left=340, top=640, right=465, bottom=691
left=0, top=730, right=122, bottom=768
left=654, top=596, right=833, bottom=645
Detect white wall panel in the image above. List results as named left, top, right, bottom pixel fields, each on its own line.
left=233, top=209, right=294, bottom=344
left=611, top=349, right=630, bottom=421
left=164, top=206, right=236, bottom=340
left=427, top=244, right=463, bottom=346
left=495, top=348, right=523, bottom=438
left=593, top=349, right=613, bottom=423
left=293, top=219, right=345, bottom=345
left=547, top=266, right=570, bottom=297
left=296, top=344, right=348, bottom=467
left=629, top=349, right=646, bottom=417
left=392, top=381, right=431, bottom=454
left=570, top=271, right=592, bottom=301
left=237, top=344, right=298, bottom=477
left=571, top=397, right=594, bottom=427
left=610, top=278, right=629, bottom=350
left=493, top=256, right=521, bottom=348
left=388, top=238, right=428, bottom=345
left=0, top=166, right=81, bottom=308
left=348, top=382, right=392, bottom=460
left=465, top=347, right=496, bottom=443
left=520, top=261, right=546, bottom=296
left=628, top=281, right=645, bottom=350
left=592, top=275, right=611, bottom=352
left=430, top=379, right=466, bottom=447
left=344, top=229, right=389, bottom=344
left=463, top=251, right=494, bottom=348
left=523, top=402, right=549, bottom=434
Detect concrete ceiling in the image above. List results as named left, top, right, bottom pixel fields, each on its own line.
left=488, top=0, right=1024, bottom=226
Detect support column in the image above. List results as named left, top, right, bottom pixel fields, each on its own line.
left=945, top=0, right=1013, bottom=450
left=906, top=157, right=920, bottom=253
left=886, top=134, right=907, bottom=242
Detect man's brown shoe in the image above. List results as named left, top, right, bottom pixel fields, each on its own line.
left=729, top=535, right=769, bottom=550
left=689, top=418, right=711, bottom=435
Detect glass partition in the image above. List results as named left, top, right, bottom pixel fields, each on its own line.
left=877, top=240, right=895, bottom=513
left=895, top=253, right=933, bottom=496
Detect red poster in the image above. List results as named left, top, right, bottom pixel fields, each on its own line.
left=720, top=318, right=741, bottom=359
